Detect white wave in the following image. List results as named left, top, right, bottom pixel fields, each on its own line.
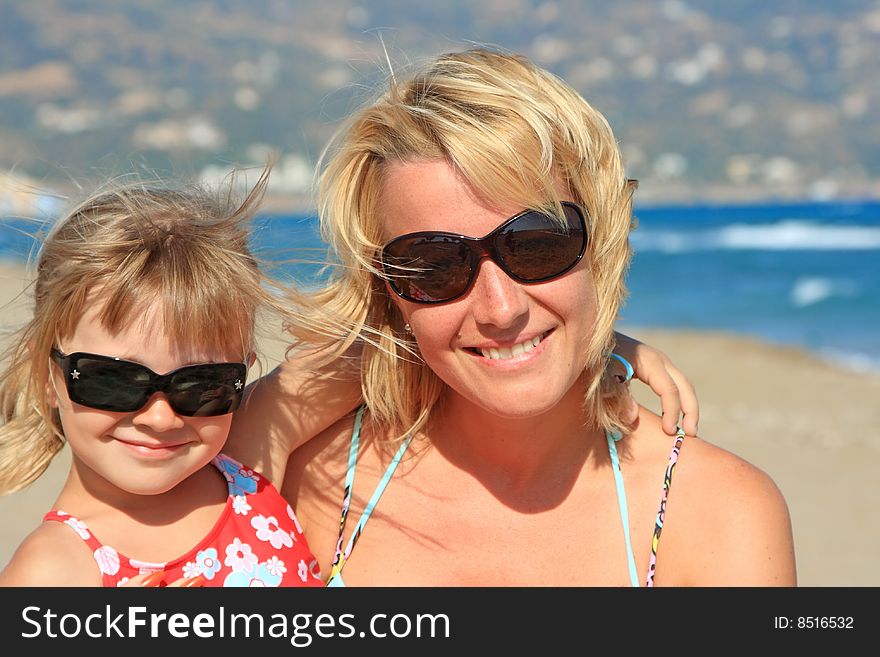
left=789, top=277, right=860, bottom=307
left=790, top=278, right=834, bottom=307
left=632, top=220, right=880, bottom=252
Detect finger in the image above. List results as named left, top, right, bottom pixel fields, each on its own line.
left=121, top=571, right=166, bottom=587
left=667, top=367, right=699, bottom=435
left=166, top=574, right=206, bottom=588
left=654, top=376, right=683, bottom=436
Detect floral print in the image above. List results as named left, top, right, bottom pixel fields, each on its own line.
left=232, top=495, right=251, bottom=515
left=43, top=454, right=322, bottom=588
left=224, top=538, right=258, bottom=572
left=251, top=515, right=294, bottom=550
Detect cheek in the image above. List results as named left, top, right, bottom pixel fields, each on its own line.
left=408, top=307, right=464, bottom=351
left=57, top=407, right=120, bottom=442
left=188, top=416, right=234, bottom=445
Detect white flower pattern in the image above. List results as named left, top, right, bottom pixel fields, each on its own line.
left=224, top=538, right=258, bottom=573
left=232, top=495, right=252, bottom=515
left=64, top=517, right=90, bottom=540
left=265, top=556, right=286, bottom=577
left=182, top=561, right=201, bottom=578
left=251, top=515, right=293, bottom=550
left=93, top=546, right=120, bottom=575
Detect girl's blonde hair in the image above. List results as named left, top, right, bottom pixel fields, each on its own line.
left=290, top=48, right=636, bottom=440
left=0, top=167, right=277, bottom=494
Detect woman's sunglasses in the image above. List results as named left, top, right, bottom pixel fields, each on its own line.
left=51, top=349, right=247, bottom=417
left=380, top=202, right=588, bottom=304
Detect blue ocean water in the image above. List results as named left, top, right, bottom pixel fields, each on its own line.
left=3, top=200, right=879, bottom=371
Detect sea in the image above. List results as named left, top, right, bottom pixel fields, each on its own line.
left=2, top=199, right=879, bottom=373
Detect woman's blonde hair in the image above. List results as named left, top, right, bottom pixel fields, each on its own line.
left=292, top=47, right=636, bottom=439
left=0, top=167, right=278, bottom=494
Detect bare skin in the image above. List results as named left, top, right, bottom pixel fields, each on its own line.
left=283, top=399, right=794, bottom=586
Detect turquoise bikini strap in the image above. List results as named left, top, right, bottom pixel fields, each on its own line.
left=337, top=406, right=413, bottom=566
left=607, top=431, right=640, bottom=587
left=342, top=406, right=365, bottom=497
left=342, top=435, right=412, bottom=558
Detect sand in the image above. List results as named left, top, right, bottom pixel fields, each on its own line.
left=1, top=261, right=878, bottom=585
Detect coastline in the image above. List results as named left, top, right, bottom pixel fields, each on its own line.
left=1, top=262, right=878, bottom=585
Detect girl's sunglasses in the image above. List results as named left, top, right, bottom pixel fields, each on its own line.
left=380, top=202, right=588, bottom=304
left=51, top=349, right=247, bottom=417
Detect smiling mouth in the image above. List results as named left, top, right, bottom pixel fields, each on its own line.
left=116, top=438, right=188, bottom=452
left=468, top=330, right=551, bottom=360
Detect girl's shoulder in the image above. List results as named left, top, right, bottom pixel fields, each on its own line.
left=0, top=520, right=101, bottom=586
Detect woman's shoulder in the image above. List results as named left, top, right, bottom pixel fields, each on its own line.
left=631, top=407, right=786, bottom=502
left=633, top=410, right=796, bottom=585
left=0, top=521, right=100, bottom=586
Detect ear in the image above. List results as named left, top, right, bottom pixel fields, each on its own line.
left=245, top=351, right=257, bottom=368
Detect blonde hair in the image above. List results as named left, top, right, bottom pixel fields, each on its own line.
left=292, top=48, right=636, bottom=439
left=0, top=167, right=278, bottom=495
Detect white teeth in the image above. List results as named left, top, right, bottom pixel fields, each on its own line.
left=479, top=333, right=545, bottom=360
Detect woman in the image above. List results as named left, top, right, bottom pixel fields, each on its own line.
left=265, top=48, right=796, bottom=586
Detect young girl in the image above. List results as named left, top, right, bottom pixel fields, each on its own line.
left=0, top=170, right=325, bottom=587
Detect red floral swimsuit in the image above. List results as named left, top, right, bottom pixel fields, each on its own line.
left=43, top=454, right=323, bottom=587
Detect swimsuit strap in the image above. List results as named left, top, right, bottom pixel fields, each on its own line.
left=645, top=429, right=685, bottom=587
left=606, top=430, right=641, bottom=587
left=607, top=427, right=687, bottom=587
left=328, top=406, right=413, bottom=584
left=43, top=511, right=105, bottom=553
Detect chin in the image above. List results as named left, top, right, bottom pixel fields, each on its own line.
left=117, top=480, right=183, bottom=496
left=467, top=389, right=570, bottom=420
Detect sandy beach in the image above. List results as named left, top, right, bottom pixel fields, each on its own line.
left=1, top=260, right=878, bottom=586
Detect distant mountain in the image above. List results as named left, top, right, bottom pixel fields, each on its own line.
left=1, top=0, right=878, bottom=207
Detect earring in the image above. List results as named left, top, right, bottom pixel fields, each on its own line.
left=404, top=323, right=413, bottom=334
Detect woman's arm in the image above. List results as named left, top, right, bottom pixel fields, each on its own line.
left=223, top=346, right=362, bottom=487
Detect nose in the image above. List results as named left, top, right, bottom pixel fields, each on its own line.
left=468, top=259, right=530, bottom=329
left=132, top=393, right=185, bottom=431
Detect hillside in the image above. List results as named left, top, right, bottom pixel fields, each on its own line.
left=1, top=0, right=879, bottom=210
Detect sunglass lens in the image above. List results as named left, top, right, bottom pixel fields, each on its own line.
left=70, top=357, right=149, bottom=412
left=496, top=207, right=585, bottom=281
left=167, top=364, right=244, bottom=416
left=385, top=237, right=474, bottom=302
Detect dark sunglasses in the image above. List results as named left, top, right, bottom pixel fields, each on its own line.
left=51, top=348, right=247, bottom=417
left=380, top=202, right=588, bottom=304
